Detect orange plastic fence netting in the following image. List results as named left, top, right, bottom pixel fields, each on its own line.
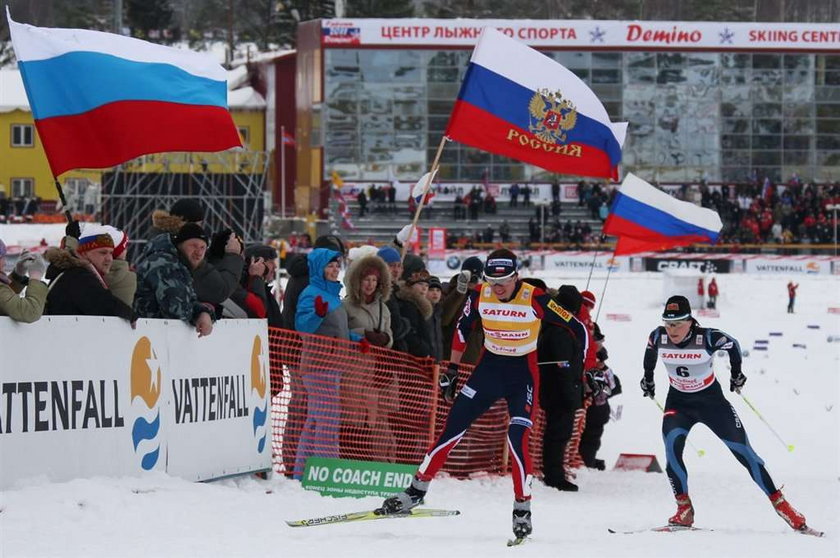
left=267, top=327, right=550, bottom=481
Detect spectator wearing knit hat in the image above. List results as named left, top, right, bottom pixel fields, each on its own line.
left=133, top=223, right=215, bottom=337
left=44, top=226, right=136, bottom=324
left=147, top=198, right=205, bottom=240
left=0, top=239, right=48, bottom=323
left=61, top=223, right=135, bottom=306
left=395, top=268, right=433, bottom=358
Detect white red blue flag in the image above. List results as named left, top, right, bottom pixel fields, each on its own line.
left=445, top=27, right=626, bottom=180
left=603, top=173, right=723, bottom=255
left=7, top=9, right=241, bottom=177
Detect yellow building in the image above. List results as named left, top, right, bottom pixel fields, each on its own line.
left=0, top=69, right=265, bottom=204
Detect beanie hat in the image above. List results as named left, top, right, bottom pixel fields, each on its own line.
left=401, top=254, right=426, bottom=281
left=315, top=234, right=346, bottom=256
left=428, top=275, right=442, bottom=290
left=173, top=223, right=209, bottom=245
left=0, top=238, right=6, bottom=258
left=485, top=249, right=517, bottom=279
left=103, top=225, right=129, bottom=259
left=554, top=284, right=582, bottom=314
left=244, top=244, right=278, bottom=261
left=77, top=225, right=115, bottom=254
left=461, top=256, right=484, bottom=279
left=663, top=295, right=692, bottom=321
left=377, top=246, right=401, bottom=264
left=581, top=290, right=597, bottom=308
left=170, top=198, right=205, bottom=223
left=407, top=269, right=431, bottom=286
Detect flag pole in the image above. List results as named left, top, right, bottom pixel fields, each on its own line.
left=400, top=136, right=447, bottom=261
left=584, top=234, right=606, bottom=291
left=281, top=125, right=286, bottom=218
left=54, top=178, right=73, bottom=223
left=594, top=258, right=613, bottom=323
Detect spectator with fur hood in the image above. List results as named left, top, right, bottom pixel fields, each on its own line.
left=343, top=254, right=392, bottom=348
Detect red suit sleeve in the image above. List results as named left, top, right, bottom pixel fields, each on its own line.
left=451, top=287, right=481, bottom=354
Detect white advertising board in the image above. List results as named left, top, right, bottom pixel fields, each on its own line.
left=544, top=252, right=629, bottom=273
left=0, top=317, right=271, bottom=489
left=743, top=257, right=832, bottom=276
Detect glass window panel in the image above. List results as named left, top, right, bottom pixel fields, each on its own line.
left=721, top=53, right=750, bottom=69
left=820, top=55, right=840, bottom=70
left=784, top=70, right=812, bottom=85
left=783, top=119, right=814, bottom=134
left=721, top=71, right=748, bottom=86
left=784, top=85, right=815, bottom=103
left=427, top=67, right=459, bottom=82
left=784, top=136, right=812, bottom=149
left=817, top=136, right=840, bottom=150
left=783, top=151, right=811, bottom=165
left=657, top=68, right=686, bottom=84
left=592, top=52, right=621, bottom=68
left=427, top=115, right=449, bottom=132
left=570, top=68, right=590, bottom=81
left=359, top=51, right=399, bottom=82
left=327, top=99, right=357, bottom=115
left=753, top=103, right=782, bottom=118
left=784, top=103, right=812, bottom=118
left=460, top=166, right=486, bottom=180
left=721, top=85, right=751, bottom=102
left=592, top=69, right=621, bottom=83
left=816, top=86, right=840, bottom=102
left=784, top=55, right=811, bottom=70
left=462, top=148, right=490, bottom=164
left=361, top=115, right=393, bottom=134
left=394, top=133, right=423, bottom=150
left=817, top=119, right=840, bottom=134
left=658, top=53, right=686, bottom=69
left=722, top=135, right=751, bottom=149
left=360, top=91, right=392, bottom=114
left=816, top=151, right=840, bottom=165
left=826, top=71, right=840, bottom=86
left=592, top=84, right=622, bottom=100
left=394, top=99, right=423, bottom=117
left=428, top=50, right=468, bottom=67
left=752, top=119, right=782, bottom=134
left=816, top=104, right=840, bottom=117
left=427, top=100, right=453, bottom=115
left=752, top=151, right=781, bottom=165
left=752, top=70, right=783, bottom=87
left=552, top=52, right=590, bottom=68
left=427, top=82, right=460, bottom=99
left=327, top=113, right=358, bottom=131
left=394, top=115, right=423, bottom=131
left=721, top=102, right=750, bottom=118
left=753, top=135, right=781, bottom=149
left=626, top=67, right=656, bottom=83
left=722, top=119, right=750, bottom=134
left=753, top=85, right=782, bottom=102
left=492, top=166, right=525, bottom=181
left=753, top=54, right=781, bottom=69
left=625, top=52, right=656, bottom=68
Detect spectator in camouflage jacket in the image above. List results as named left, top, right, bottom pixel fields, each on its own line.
left=134, top=223, right=215, bottom=337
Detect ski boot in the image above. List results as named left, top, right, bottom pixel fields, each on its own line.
left=512, top=499, right=532, bottom=539
left=770, top=489, right=806, bottom=531
left=379, top=478, right=428, bottom=515
left=668, top=494, right=694, bottom=527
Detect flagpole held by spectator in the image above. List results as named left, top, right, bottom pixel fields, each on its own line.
left=399, top=136, right=448, bottom=261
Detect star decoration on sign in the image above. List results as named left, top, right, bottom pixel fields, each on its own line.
left=590, top=26, right=606, bottom=43
left=719, top=28, right=734, bottom=45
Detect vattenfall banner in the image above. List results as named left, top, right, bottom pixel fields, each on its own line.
left=0, top=316, right=271, bottom=489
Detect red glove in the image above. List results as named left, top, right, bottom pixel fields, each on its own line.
left=359, top=338, right=371, bottom=354
left=314, top=295, right=329, bottom=317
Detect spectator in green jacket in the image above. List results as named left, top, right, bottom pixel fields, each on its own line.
left=0, top=240, right=48, bottom=323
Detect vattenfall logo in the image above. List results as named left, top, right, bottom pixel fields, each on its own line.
left=251, top=335, right=268, bottom=454
left=130, top=337, right=162, bottom=471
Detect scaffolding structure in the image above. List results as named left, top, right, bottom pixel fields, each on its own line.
left=100, top=151, right=270, bottom=259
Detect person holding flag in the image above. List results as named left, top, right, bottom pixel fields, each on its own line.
left=378, top=249, right=591, bottom=543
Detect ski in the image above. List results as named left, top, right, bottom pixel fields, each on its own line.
left=506, top=536, right=528, bottom=546
left=608, top=525, right=710, bottom=534
left=286, top=508, right=460, bottom=528
left=799, top=526, right=825, bottom=538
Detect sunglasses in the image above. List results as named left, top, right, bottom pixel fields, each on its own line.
left=486, top=274, right=515, bottom=286
left=663, top=319, right=690, bottom=328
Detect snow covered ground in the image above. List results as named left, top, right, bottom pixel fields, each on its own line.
left=1, top=272, right=838, bottom=557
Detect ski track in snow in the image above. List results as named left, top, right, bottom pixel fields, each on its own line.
left=1, top=272, right=838, bottom=558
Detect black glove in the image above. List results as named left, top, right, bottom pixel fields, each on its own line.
left=208, top=229, right=233, bottom=260
left=640, top=377, right=655, bottom=399
left=596, top=346, right=608, bottom=362
left=65, top=220, right=81, bottom=239
left=440, top=363, right=459, bottom=403
left=730, top=371, right=747, bottom=393
left=586, top=369, right=609, bottom=398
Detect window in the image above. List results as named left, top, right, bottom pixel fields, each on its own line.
left=11, top=124, right=34, bottom=147
left=11, top=178, right=34, bottom=197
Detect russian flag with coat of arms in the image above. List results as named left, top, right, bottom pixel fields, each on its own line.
left=445, top=27, right=627, bottom=180
left=603, top=173, right=723, bottom=255
left=7, top=9, right=241, bottom=177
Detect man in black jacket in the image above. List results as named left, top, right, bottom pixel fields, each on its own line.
left=537, top=284, right=584, bottom=492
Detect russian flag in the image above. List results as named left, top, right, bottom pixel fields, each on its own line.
left=445, top=28, right=626, bottom=180
left=603, top=173, right=723, bottom=255
left=7, top=10, right=241, bottom=177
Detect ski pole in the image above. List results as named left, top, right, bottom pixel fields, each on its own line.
left=652, top=397, right=705, bottom=457
left=739, top=393, right=795, bottom=452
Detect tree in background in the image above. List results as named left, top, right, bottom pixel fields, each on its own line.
left=346, top=0, right=414, bottom=17
left=127, top=0, right=176, bottom=41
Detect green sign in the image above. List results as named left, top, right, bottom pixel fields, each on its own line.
left=301, top=457, right=417, bottom=498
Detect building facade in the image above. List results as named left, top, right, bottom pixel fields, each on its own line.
left=292, top=18, right=839, bottom=207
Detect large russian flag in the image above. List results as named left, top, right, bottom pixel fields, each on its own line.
left=603, top=173, right=723, bottom=255
left=445, top=28, right=627, bottom=180
left=7, top=11, right=241, bottom=177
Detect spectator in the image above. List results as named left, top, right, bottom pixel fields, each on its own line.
left=483, top=225, right=495, bottom=243
left=376, top=246, right=410, bottom=353
left=357, top=189, right=368, bottom=217
left=343, top=254, right=392, bottom=348
left=500, top=221, right=512, bottom=243
left=426, top=275, right=444, bottom=361
left=707, top=277, right=719, bottom=309
left=453, top=193, right=466, bottom=220
left=509, top=182, right=520, bottom=207
left=63, top=222, right=136, bottom=307
left=196, top=229, right=245, bottom=314
left=133, top=223, right=215, bottom=336
left=787, top=281, right=798, bottom=313
left=579, top=324, right=621, bottom=471
left=245, top=244, right=283, bottom=326
left=44, top=226, right=136, bottom=325
left=522, top=183, right=532, bottom=206
left=280, top=234, right=346, bottom=330
left=551, top=180, right=560, bottom=205
left=395, top=267, right=433, bottom=358
left=147, top=198, right=205, bottom=240
left=441, top=256, right=485, bottom=364
left=0, top=242, right=47, bottom=323
left=293, top=248, right=357, bottom=479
